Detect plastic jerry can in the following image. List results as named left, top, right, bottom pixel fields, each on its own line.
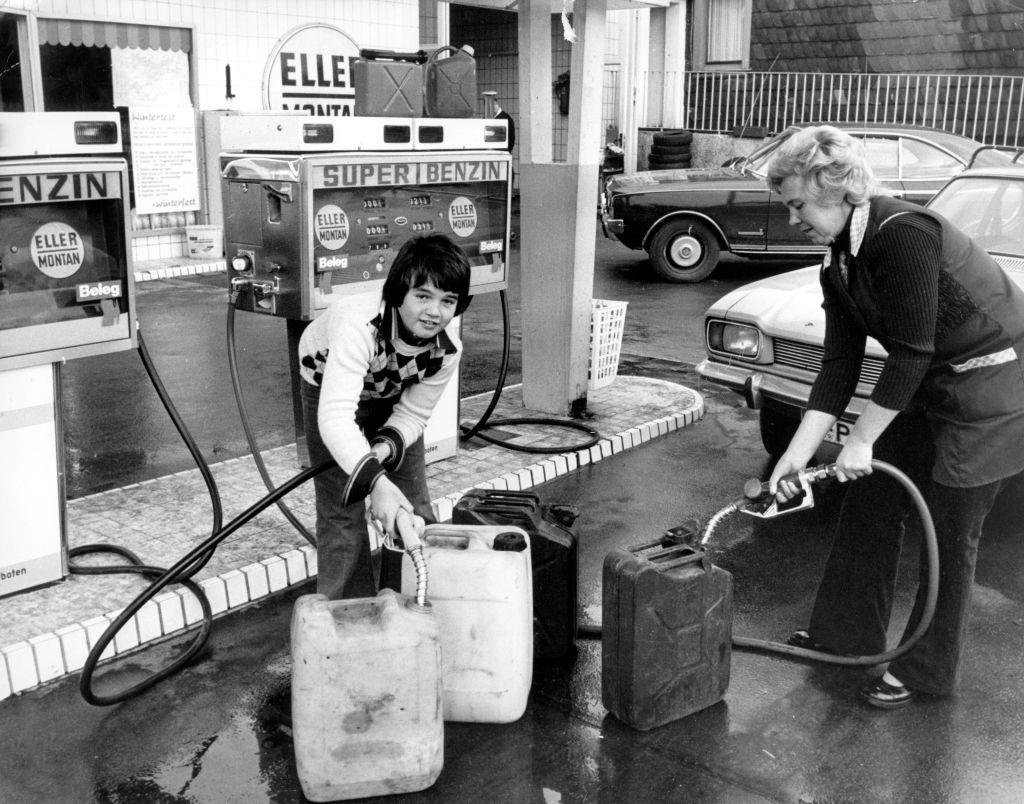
left=401, top=524, right=532, bottom=723
left=352, top=49, right=425, bottom=117
left=424, top=45, right=477, bottom=118
left=290, top=589, right=443, bottom=802
left=452, top=489, right=579, bottom=662
left=602, top=539, right=732, bottom=731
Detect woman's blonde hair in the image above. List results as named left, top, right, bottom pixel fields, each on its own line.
left=766, top=125, right=882, bottom=205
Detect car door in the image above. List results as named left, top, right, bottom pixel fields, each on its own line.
left=764, top=184, right=824, bottom=254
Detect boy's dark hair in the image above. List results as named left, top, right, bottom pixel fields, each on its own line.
left=382, top=234, right=473, bottom=315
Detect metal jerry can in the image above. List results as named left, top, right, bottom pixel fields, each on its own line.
left=452, top=488, right=579, bottom=662
left=402, top=523, right=532, bottom=723
left=424, top=45, right=477, bottom=118
left=602, top=539, right=733, bottom=731
left=351, top=48, right=425, bottom=117
left=290, top=589, right=443, bottom=802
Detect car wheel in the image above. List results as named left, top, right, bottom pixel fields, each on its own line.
left=759, top=408, right=799, bottom=457
left=647, top=219, right=721, bottom=282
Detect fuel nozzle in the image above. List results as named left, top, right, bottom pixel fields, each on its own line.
left=744, top=463, right=837, bottom=500
left=394, top=509, right=429, bottom=609
left=740, top=463, right=837, bottom=519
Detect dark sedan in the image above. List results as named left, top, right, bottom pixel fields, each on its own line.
left=601, top=123, right=987, bottom=283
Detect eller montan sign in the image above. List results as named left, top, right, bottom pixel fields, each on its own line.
left=263, top=23, right=361, bottom=117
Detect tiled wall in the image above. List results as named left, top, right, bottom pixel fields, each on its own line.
left=10, top=0, right=420, bottom=262
left=451, top=7, right=625, bottom=167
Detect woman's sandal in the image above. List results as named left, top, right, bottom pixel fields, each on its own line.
left=859, top=676, right=915, bottom=709
left=786, top=629, right=836, bottom=654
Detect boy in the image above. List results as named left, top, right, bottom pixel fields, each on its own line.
left=298, top=233, right=471, bottom=599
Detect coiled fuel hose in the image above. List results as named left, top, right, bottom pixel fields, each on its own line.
left=459, top=289, right=602, bottom=454
left=73, top=325, right=335, bottom=706
left=701, top=459, right=939, bottom=667
left=78, top=458, right=335, bottom=705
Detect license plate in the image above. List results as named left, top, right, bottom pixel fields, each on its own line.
left=822, top=419, right=854, bottom=445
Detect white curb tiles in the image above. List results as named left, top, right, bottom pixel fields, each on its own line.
left=0, top=382, right=705, bottom=701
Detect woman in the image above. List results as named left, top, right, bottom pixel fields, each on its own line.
left=765, top=125, right=1024, bottom=708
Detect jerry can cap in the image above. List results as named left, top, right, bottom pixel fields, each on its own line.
left=493, top=531, right=528, bottom=552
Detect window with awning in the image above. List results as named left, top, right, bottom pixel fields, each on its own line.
left=37, top=18, right=196, bottom=232
left=37, top=19, right=192, bottom=53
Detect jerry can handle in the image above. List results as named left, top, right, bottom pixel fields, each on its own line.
left=426, top=45, right=462, bottom=64
left=360, top=48, right=428, bottom=64
left=472, top=490, right=540, bottom=506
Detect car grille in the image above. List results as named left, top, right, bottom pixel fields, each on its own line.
left=994, top=254, right=1024, bottom=275
left=773, top=338, right=886, bottom=386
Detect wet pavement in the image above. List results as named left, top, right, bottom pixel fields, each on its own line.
left=3, top=412, right=1024, bottom=803
left=4, top=229, right=1024, bottom=801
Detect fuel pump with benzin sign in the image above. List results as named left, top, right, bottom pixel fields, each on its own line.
left=218, top=114, right=512, bottom=464
left=0, top=112, right=136, bottom=598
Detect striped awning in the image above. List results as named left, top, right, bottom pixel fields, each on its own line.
left=38, top=19, right=192, bottom=53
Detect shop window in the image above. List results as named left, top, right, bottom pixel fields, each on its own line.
left=40, top=43, right=113, bottom=111
left=37, top=18, right=194, bottom=232
left=692, top=0, right=751, bottom=71
left=1, top=13, right=26, bottom=111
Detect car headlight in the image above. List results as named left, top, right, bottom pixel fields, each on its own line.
left=706, top=320, right=761, bottom=358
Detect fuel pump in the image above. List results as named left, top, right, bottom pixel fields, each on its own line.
left=218, top=113, right=513, bottom=471
left=0, top=112, right=136, bottom=598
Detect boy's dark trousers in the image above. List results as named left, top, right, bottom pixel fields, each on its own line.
left=300, top=380, right=436, bottom=600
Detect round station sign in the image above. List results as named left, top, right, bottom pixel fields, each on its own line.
left=263, top=24, right=361, bottom=117
left=31, top=221, right=85, bottom=279
left=448, top=197, right=478, bottom=237
left=315, top=204, right=349, bottom=250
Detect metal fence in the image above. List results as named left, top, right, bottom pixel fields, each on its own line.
left=641, top=70, right=1024, bottom=146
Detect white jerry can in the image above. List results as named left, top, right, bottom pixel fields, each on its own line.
left=290, top=589, right=443, bottom=802
left=402, top=524, right=533, bottom=723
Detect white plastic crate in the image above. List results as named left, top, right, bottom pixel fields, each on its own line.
left=589, top=299, right=628, bottom=390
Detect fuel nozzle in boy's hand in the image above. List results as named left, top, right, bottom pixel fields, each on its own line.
left=740, top=463, right=837, bottom=519
left=393, top=508, right=425, bottom=552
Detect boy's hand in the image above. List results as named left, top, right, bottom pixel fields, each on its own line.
left=370, top=441, right=392, bottom=465
left=368, top=475, right=414, bottom=536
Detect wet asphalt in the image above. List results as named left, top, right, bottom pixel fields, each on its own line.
left=3, top=231, right=1024, bottom=802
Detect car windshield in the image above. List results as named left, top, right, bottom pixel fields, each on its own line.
left=929, top=176, right=1024, bottom=257
left=733, top=127, right=799, bottom=176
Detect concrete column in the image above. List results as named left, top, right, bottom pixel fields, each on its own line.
left=517, top=0, right=607, bottom=415
left=662, top=2, right=688, bottom=129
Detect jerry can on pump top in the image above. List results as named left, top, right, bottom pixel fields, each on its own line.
left=602, top=539, right=732, bottom=731
left=290, top=589, right=443, bottom=802
left=352, top=48, right=425, bottom=117
left=401, top=523, right=532, bottom=723
left=452, top=488, right=579, bottom=662
left=424, top=45, right=477, bottom=118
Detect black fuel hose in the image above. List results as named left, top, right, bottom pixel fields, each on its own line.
left=69, top=323, right=326, bottom=705
left=78, top=459, right=334, bottom=706
left=226, top=298, right=315, bottom=546
left=577, top=459, right=939, bottom=669
left=729, top=459, right=939, bottom=666
left=459, top=288, right=602, bottom=454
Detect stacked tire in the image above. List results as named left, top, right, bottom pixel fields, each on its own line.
left=646, top=129, right=692, bottom=170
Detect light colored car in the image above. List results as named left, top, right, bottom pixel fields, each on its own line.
left=696, top=152, right=1024, bottom=456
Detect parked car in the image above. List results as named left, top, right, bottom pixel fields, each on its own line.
left=695, top=150, right=1024, bottom=456
left=601, top=123, right=988, bottom=283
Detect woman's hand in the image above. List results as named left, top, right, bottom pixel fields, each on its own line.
left=769, top=452, right=810, bottom=501
left=833, top=436, right=874, bottom=482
